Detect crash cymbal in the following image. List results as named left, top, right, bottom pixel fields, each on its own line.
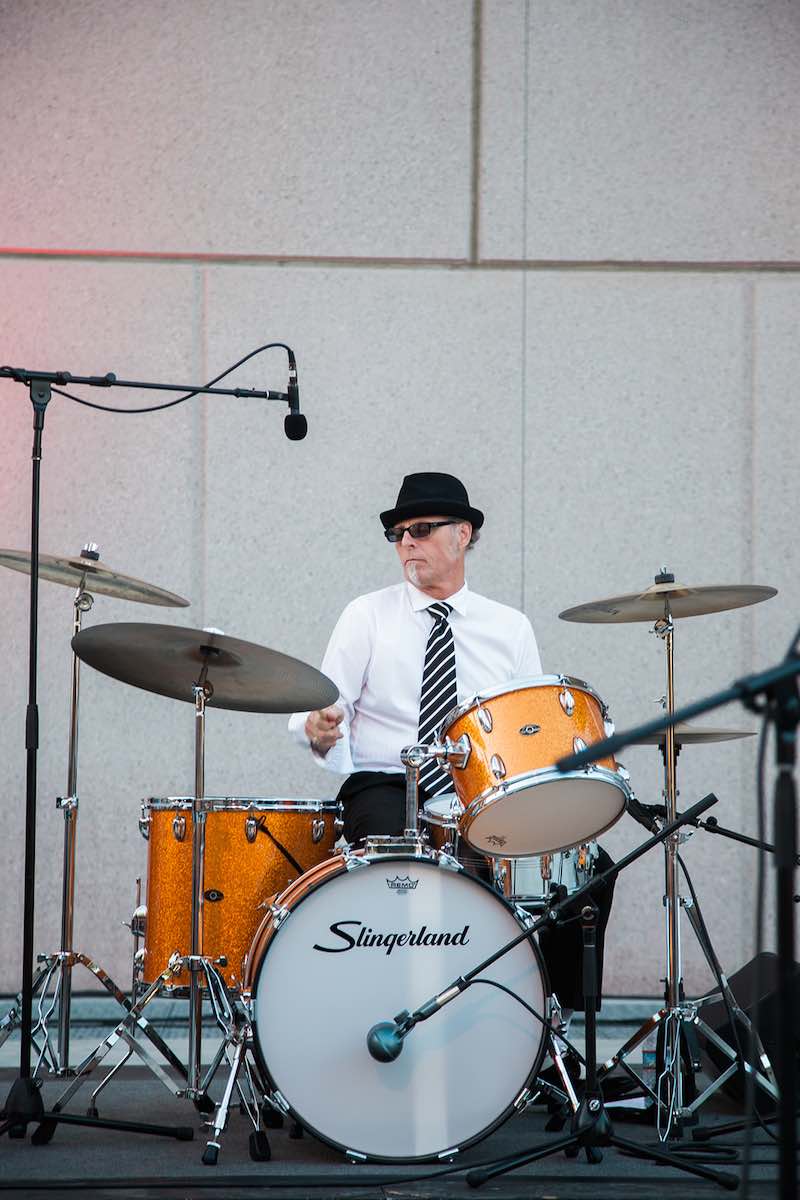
left=72, top=623, right=338, bottom=714
left=633, top=721, right=756, bottom=746
left=0, top=547, right=190, bottom=607
left=559, top=578, right=777, bottom=623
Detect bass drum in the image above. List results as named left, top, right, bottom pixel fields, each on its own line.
left=244, top=848, right=548, bottom=1162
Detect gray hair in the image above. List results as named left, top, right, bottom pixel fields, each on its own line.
left=455, top=521, right=480, bottom=551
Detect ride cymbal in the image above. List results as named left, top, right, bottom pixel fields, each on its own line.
left=559, top=578, right=777, bottom=623
left=0, top=547, right=190, bottom=607
left=633, top=721, right=756, bottom=746
left=71, top=623, right=338, bottom=714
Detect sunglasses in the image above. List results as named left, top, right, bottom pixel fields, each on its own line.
left=384, top=520, right=459, bottom=543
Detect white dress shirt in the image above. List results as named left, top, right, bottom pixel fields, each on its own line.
left=288, top=580, right=543, bottom=775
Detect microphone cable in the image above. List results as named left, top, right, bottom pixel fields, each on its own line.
left=33, top=340, right=295, bottom=414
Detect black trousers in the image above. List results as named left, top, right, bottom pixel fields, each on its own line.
left=336, top=771, right=616, bottom=1012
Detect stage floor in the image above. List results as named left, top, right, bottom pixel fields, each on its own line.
left=0, top=1064, right=786, bottom=1200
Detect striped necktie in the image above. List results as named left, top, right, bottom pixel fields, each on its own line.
left=417, top=601, right=458, bottom=796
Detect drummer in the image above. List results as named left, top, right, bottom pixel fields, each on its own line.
left=289, top=471, right=615, bottom=1031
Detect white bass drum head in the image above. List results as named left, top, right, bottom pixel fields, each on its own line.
left=250, top=854, right=547, bottom=1161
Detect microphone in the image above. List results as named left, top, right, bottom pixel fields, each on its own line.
left=366, top=979, right=468, bottom=1063
left=366, top=1017, right=408, bottom=1063
left=284, top=352, right=307, bottom=440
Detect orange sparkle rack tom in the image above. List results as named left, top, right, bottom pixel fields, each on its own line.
left=139, top=796, right=342, bottom=990
left=438, top=676, right=631, bottom=858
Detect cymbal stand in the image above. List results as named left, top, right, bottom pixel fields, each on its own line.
left=598, top=571, right=776, bottom=1138
left=50, top=665, right=268, bottom=1164
left=0, top=548, right=139, bottom=1076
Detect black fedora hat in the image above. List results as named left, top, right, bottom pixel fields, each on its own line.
left=380, top=472, right=484, bottom=531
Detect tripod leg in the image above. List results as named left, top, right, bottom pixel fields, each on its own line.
left=466, top=1131, right=581, bottom=1186
left=52, top=1026, right=130, bottom=1113
left=86, top=1045, right=134, bottom=1115
left=598, top=1009, right=664, bottom=1087
left=201, top=1038, right=245, bottom=1166
left=51, top=971, right=177, bottom=1112
left=609, top=1133, right=738, bottom=1189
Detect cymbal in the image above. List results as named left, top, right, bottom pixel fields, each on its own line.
left=71, top=623, right=338, bottom=714
left=559, top=579, right=777, bottom=623
left=633, top=721, right=756, bottom=746
left=0, top=548, right=190, bottom=607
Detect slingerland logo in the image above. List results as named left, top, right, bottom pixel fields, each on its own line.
left=313, top=921, right=471, bottom=956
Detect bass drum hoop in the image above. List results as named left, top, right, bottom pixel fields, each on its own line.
left=246, top=849, right=550, bottom=1163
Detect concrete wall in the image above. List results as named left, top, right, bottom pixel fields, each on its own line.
left=1, top=0, right=798, bottom=1002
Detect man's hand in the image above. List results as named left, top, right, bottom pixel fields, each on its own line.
left=305, top=705, right=344, bottom=756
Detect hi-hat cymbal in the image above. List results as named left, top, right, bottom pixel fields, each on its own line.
left=71, top=623, right=338, bottom=714
left=559, top=579, right=777, bottom=623
left=0, top=548, right=190, bottom=607
left=633, top=721, right=756, bottom=746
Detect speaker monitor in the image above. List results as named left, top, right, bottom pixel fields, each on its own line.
left=696, top=951, right=800, bottom=1108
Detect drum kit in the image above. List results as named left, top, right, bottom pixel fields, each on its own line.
left=0, top=545, right=780, bottom=1168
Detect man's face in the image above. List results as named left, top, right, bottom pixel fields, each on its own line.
left=392, top=514, right=471, bottom=591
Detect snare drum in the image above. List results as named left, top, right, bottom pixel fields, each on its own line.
left=419, top=793, right=463, bottom=854
left=440, top=676, right=630, bottom=857
left=139, top=796, right=342, bottom=989
left=243, top=846, right=547, bottom=1161
left=494, top=843, right=599, bottom=913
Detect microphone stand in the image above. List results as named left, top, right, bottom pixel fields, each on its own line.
left=557, top=647, right=800, bottom=1200
left=367, top=792, right=736, bottom=1188
left=0, top=363, right=295, bottom=1147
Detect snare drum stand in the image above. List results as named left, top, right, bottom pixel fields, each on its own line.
left=50, top=668, right=268, bottom=1164
left=0, top=548, right=176, bottom=1079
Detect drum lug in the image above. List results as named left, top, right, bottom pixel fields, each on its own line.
left=311, top=818, right=326, bottom=844
left=271, top=1090, right=290, bottom=1115
left=172, top=814, right=187, bottom=842
left=437, top=850, right=463, bottom=873
left=127, top=904, right=147, bottom=940
left=344, top=848, right=370, bottom=870
left=444, top=733, right=471, bottom=769
left=244, top=817, right=258, bottom=843
left=270, top=903, right=290, bottom=930
left=138, top=808, right=151, bottom=840
left=477, top=705, right=493, bottom=733
left=514, top=1086, right=532, bottom=1111
left=490, top=753, right=507, bottom=780
left=559, top=687, right=575, bottom=717
left=572, top=736, right=587, bottom=757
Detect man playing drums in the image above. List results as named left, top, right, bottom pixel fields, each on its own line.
left=289, top=471, right=615, bottom=1045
